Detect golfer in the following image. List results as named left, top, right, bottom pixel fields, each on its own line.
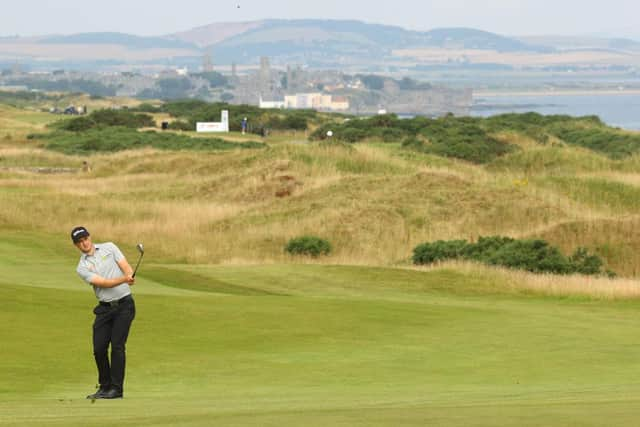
left=71, top=226, right=136, bottom=400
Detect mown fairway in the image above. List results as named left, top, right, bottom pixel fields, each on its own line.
left=2, top=233, right=640, bottom=426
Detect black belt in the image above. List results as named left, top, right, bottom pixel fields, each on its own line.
left=100, top=294, right=132, bottom=307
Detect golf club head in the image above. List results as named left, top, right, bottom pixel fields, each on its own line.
left=136, top=243, right=144, bottom=255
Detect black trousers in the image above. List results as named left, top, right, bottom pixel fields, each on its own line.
left=92, top=296, right=135, bottom=393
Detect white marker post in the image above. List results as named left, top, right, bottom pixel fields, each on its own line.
left=197, top=110, right=229, bottom=133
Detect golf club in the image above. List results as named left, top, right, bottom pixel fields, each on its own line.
left=132, top=243, right=144, bottom=278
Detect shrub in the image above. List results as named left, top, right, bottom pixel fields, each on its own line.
left=264, top=114, right=309, bottom=131
left=168, top=120, right=193, bottom=131
left=133, top=103, right=161, bottom=113
left=570, top=247, right=604, bottom=275
left=60, top=116, right=96, bottom=132
left=340, top=128, right=369, bottom=143
left=412, top=240, right=468, bottom=265
left=285, top=236, right=332, bottom=257
left=310, top=115, right=517, bottom=162
left=483, top=239, right=573, bottom=274
left=90, top=109, right=155, bottom=128
left=550, top=125, right=640, bottom=159
left=282, top=114, right=308, bottom=130
left=412, top=236, right=608, bottom=276
left=43, top=127, right=265, bottom=155
left=56, top=109, right=155, bottom=131
left=370, top=114, right=398, bottom=128
left=462, top=236, right=515, bottom=262
left=380, top=127, right=407, bottom=142
left=416, top=118, right=517, bottom=164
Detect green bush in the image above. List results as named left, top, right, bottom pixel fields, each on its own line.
left=340, top=128, right=369, bottom=143
left=55, top=109, right=155, bottom=131
left=380, top=128, right=407, bottom=142
left=43, top=127, right=265, bottom=155
left=168, top=120, right=193, bottom=131
left=59, top=116, right=96, bottom=132
left=132, top=103, right=162, bottom=113
left=550, top=125, right=640, bottom=159
left=463, top=236, right=516, bottom=262
left=483, top=112, right=640, bottom=158
left=412, top=240, right=468, bottom=265
left=412, top=236, right=608, bottom=276
left=308, top=112, right=640, bottom=162
left=285, top=236, right=332, bottom=257
left=416, top=118, right=517, bottom=164
left=282, top=114, right=309, bottom=130
left=483, top=239, right=573, bottom=274
left=570, top=247, right=604, bottom=275
left=311, top=114, right=517, bottom=162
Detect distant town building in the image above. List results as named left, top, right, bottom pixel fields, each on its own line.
left=259, top=56, right=272, bottom=96
left=202, top=50, right=214, bottom=72
left=259, top=96, right=285, bottom=109
left=330, top=96, right=349, bottom=111
left=283, top=93, right=349, bottom=111
left=285, top=65, right=307, bottom=92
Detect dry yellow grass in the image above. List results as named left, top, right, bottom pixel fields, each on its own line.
left=414, top=261, right=640, bottom=300
left=0, top=143, right=602, bottom=266
left=3, top=106, right=640, bottom=281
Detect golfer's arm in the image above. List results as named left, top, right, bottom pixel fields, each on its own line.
left=117, top=258, right=134, bottom=276
left=90, top=259, right=134, bottom=288
left=90, top=276, right=129, bottom=288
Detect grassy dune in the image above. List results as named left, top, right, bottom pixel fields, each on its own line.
left=2, top=127, right=640, bottom=270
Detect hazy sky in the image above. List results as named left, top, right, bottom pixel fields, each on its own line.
left=3, top=0, right=638, bottom=38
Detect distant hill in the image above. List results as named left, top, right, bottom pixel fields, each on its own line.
left=422, top=28, right=544, bottom=51
left=173, top=20, right=547, bottom=51
left=40, top=32, right=198, bottom=50
left=16, top=20, right=640, bottom=70
left=170, top=21, right=266, bottom=47
left=170, top=19, right=549, bottom=64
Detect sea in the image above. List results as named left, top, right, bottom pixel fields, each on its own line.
left=471, top=93, right=640, bottom=130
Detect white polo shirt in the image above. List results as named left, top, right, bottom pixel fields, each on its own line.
left=76, top=242, right=131, bottom=303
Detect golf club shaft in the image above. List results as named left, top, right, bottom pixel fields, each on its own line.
left=132, top=253, right=143, bottom=278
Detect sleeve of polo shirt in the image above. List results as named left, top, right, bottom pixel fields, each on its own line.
left=109, top=242, right=125, bottom=262
left=77, top=263, right=96, bottom=285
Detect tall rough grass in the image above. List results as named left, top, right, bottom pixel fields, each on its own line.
left=415, top=261, right=640, bottom=300
left=3, top=110, right=640, bottom=278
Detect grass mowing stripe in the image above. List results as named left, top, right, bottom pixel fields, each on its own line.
left=141, top=266, right=286, bottom=296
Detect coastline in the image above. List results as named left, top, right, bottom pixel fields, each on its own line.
left=474, top=89, right=640, bottom=98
